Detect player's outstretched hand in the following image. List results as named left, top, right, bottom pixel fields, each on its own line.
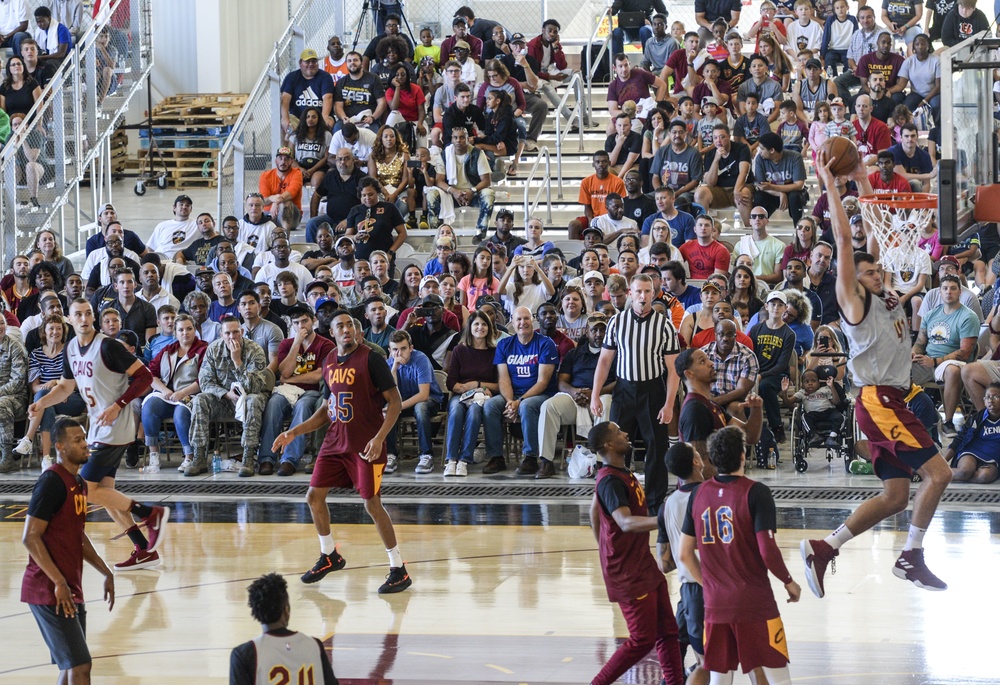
left=785, top=579, right=801, bottom=603
left=814, top=149, right=837, bottom=189
left=54, top=581, right=76, bottom=617
left=104, top=573, right=115, bottom=611
left=362, top=437, right=383, bottom=463
left=271, top=431, right=294, bottom=454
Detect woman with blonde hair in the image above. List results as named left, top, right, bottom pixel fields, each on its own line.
left=33, top=229, right=74, bottom=281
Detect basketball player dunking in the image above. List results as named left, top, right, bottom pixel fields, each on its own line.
left=801, top=154, right=952, bottom=595
left=29, top=300, right=170, bottom=571
left=272, top=309, right=412, bottom=594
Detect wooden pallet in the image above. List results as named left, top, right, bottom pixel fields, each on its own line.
left=149, top=93, right=247, bottom=128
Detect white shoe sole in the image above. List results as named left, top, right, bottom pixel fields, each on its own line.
left=800, top=540, right=825, bottom=599
left=146, top=507, right=170, bottom=553
left=114, top=556, right=161, bottom=572
left=891, top=564, right=947, bottom=591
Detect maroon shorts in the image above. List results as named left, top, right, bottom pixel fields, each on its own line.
left=310, top=450, right=386, bottom=499
left=703, top=616, right=789, bottom=674
left=855, top=385, right=938, bottom=480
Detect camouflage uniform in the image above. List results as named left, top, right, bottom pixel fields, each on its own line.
left=0, top=334, right=28, bottom=469
left=189, top=337, right=269, bottom=463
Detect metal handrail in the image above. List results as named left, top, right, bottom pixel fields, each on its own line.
left=552, top=72, right=586, bottom=200
left=0, top=0, right=127, bottom=164
left=523, top=146, right=553, bottom=225
left=584, top=5, right=615, bottom=115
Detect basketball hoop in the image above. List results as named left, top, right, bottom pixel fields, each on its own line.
left=857, top=193, right=938, bottom=274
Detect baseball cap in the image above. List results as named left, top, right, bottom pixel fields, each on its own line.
left=510, top=32, right=526, bottom=44
left=766, top=290, right=787, bottom=304
left=286, top=303, right=315, bottom=319
left=496, top=208, right=514, bottom=220
left=702, top=96, right=720, bottom=107
left=419, top=275, right=439, bottom=290
left=587, top=312, right=609, bottom=326
left=335, top=235, right=354, bottom=246
left=116, top=330, right=139, bottom=349
left=454, top=39, right=471, bottom=51
left=937, top=255, right=960, bottom=268
left=276, top=146, right=292, bottom=158
left=805, top=58, right=823, bottom=69
left=195, top=266, right=215, bottom=276
left=174, top=194, right=192, bottom=205
left=305, top=279, right=329, bottom=294
left=583, top=270, right=605, bottom=284
left=701, top=281, right=721, bottom=293
left=420, top=294, right=445, bottom=306
left=850, top=214, right=864, bottom=226
left=315, top=296, right=339, bottom=310
left=829, top=97, right=846, bottom=107
left=300, top=48, right=319, bottom=61
left=99, top=202, right=115, bottom=213
left=452, top=16, right=467, bottom=26
left=582, top=227, right=605, bottom=240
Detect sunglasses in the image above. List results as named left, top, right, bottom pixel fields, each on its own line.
left=750, top=213, right=767, bottom=219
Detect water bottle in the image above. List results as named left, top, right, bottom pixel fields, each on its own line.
left=733, top=210, right=742, bottom=232
left=767, top=447, right=776, bottom=470
left=212, top=450, right=222, bottom=474
left=954, top=408, right=965, bottom=431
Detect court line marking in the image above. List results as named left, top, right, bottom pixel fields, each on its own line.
left=406, top=651, right=454, bottom=659
left=485, top=663, right=514, bottom=674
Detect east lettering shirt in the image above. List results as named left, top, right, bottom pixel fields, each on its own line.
left=277, top=334, right=335, bottom=391
left=494, top=332, right=559, bottom=397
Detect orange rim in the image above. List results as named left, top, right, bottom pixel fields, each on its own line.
left=858, top=192, right=938, bottom=209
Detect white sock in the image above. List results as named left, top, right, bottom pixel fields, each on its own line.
left=903, top=524, right=926, bottom=551
left=824, top=524, right=855, bottom=550
left=709, top=671, right=734, bottom=685
left=387, top=546, right=403, bottom=568
left=762, top=666, right=792, bottom=685
left=668, top=435, right=679, bottom=448
left=319, top=534, right=335, bottom=556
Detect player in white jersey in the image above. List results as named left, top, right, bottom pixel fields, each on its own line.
left=230, top=573, right=338, bottom=685
left=29, top=299, right=170, bottom=571
left=801, top=153, right=952, bottom=596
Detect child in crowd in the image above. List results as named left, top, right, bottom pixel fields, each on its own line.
left=820, top=0, right=857, bottom=75
left=786, top=0, right=824, bottom=55
left=825, top=97, right=855, bottom=140
left=677, top=96, right=701, bottom=145
left=424, top=237, right=455, bottom=276
left=781, top=371, right=845, bottom=449
left=808, top=101, right=831, bottom=166
left=413, top=28, right=440, bottom=65
left=890, top=104, right=915, bottom=143
left=734, top=93, right=770, bottom=155
left=697, top=97, right=725, bottom=154
left=774, top=0, right=797, bottom=23
left=411, top=146, right=436, bottom=229
left=777, top=100, right=808, bottom=153
left=748, top=1, right=788, bottom=53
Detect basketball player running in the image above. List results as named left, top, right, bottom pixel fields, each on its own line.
left=680, top=426, right=801, bottom=685
left=272, top=309, right=411, bottom=594
left=588, top=421, right=684, bottom=685
left=22, top=418, right=115, bottom=685
left=801, top=153, right=952, bottom=594
left=28, top=299, right=170, bottom=571
left=230, top=573, right=338, bottom=684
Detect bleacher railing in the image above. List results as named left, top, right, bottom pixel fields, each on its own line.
left=0, top=0, right=152, bottom=271
left=523, top=146, right=553, bottom=225
left=553, top=71, right=586, bottom=201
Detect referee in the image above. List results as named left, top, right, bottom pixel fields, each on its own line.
left=591, top=273, right=680, bottom=513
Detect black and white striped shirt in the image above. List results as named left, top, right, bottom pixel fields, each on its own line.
left=603, top=308, right=680, bottom=382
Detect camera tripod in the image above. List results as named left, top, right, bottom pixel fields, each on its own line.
left=351, top=0, right=416, bottom=52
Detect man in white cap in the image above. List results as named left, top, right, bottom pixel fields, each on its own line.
left=748, top=290, right=797, bottom=443
left=147, top=195, right=198, bottom=260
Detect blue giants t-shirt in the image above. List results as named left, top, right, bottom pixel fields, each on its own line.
left=390, top=349, right=444, bottom=405
left=494, top=333, right=560, bottom=397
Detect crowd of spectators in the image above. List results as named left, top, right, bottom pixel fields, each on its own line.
left=0, top=1, right=997, bottom=485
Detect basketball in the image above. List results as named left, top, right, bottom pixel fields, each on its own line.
left=820, top=137, right=860, bottom=176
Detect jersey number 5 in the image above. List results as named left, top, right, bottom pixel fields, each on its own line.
left=268, top=665, right=315, bottom=685
left=83, top=387, right=98, bottom=409
left=700, top=505, right=735, bottom=545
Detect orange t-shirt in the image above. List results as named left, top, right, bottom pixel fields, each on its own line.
left=259, top=167, right=304, bottom=211
left=578, top=174, right=626, bottom=218
left=323, top=56, right=349, bottom=84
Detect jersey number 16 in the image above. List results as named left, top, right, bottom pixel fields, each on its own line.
left=700, top=505, right=735, bottom=545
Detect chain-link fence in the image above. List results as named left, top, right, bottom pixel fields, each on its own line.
left=0, top=0, right=152, bottom=273
left=218, top=0, right=764, bottom=219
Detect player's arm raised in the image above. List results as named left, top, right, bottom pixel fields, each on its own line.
left=818, top=150, right=866, bottom=323
left=729, top=392, right=764, bottom=445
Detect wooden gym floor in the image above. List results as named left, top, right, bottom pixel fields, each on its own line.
left=0, top=499, right=997, bottom=684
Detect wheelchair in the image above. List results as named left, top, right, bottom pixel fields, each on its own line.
left=790, top=396, right=856, bottom=474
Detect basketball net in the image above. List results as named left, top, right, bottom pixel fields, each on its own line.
left=858, top=193, right=938, bottom=274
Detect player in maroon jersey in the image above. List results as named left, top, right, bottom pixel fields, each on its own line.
left=272, top=309, right=411, bottom=594
left=587, top=421, right=684, bottom=685
left=21, top=418, right=116, bottom=684
left=679, top=426, right=801, bottom=685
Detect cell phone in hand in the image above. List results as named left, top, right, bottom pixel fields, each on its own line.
left=407, top=160, right=422, bottom=168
